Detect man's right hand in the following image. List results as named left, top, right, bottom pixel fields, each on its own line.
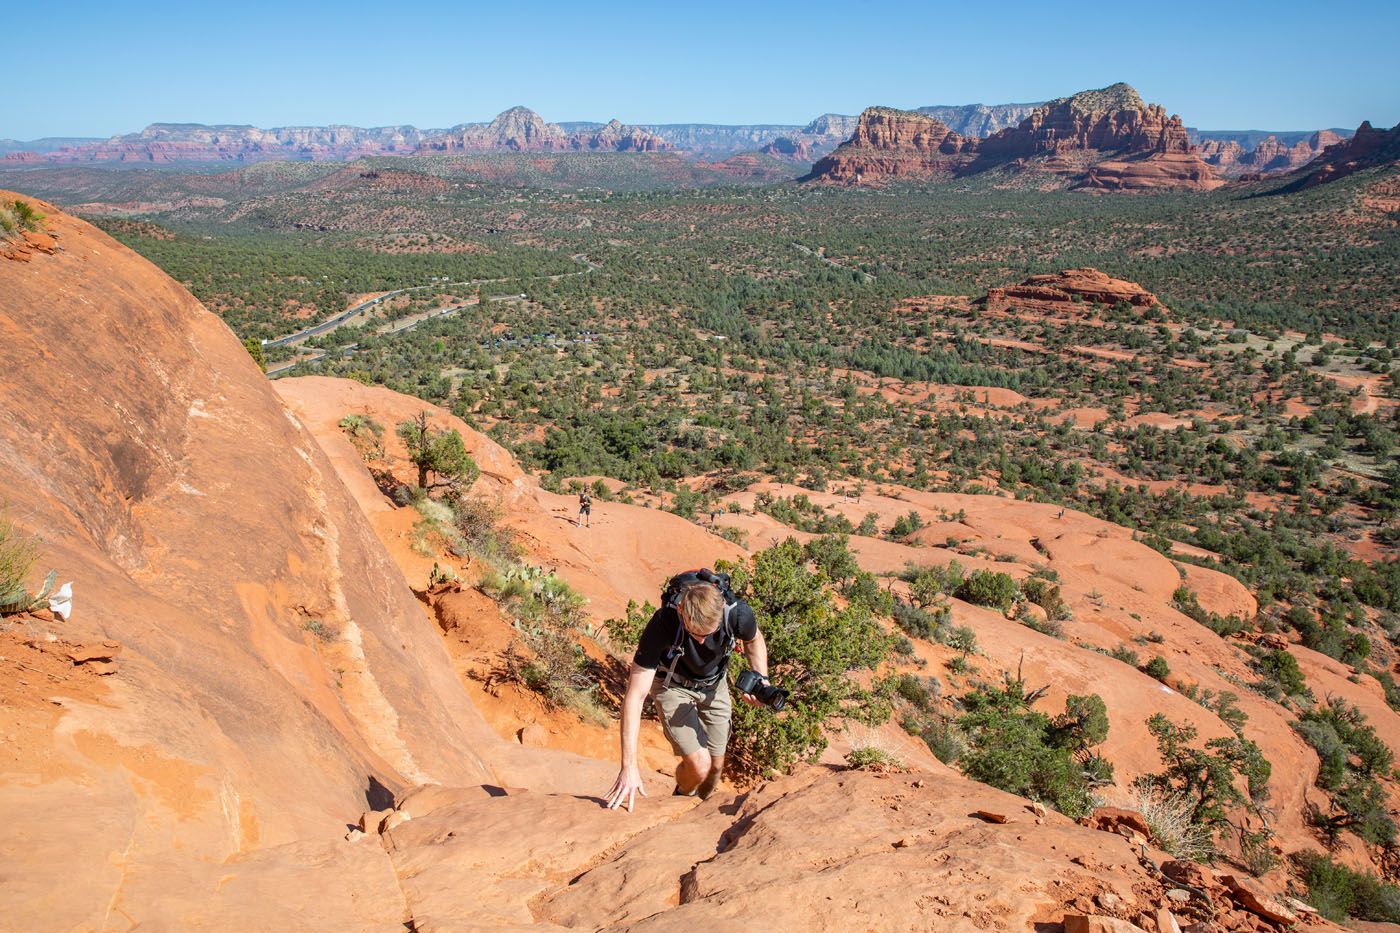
left=605, top=764, right=647, bottom=812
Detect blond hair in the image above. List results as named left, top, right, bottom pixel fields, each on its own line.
left=677, top=583, right=725, bottom=636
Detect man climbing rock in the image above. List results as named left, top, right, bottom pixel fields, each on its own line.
left=605, top=569, right=769, bottom=811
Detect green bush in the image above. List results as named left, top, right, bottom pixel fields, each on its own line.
left=957, top=676, right=1112, bottom=819
left=1021, top=576, right=1071, bottom=621
left=1137, top=713, right=1272, bottom=848
left=604, top=598, right=654, bottom=652
left=955, top=570, right=1018, bottom=611
left=845, top=744, right=903, bottom=771
left=718, top=538, right=895, bottom=778
left=0, top=198, right=45, bottom=237
left=892, top=598, right=944, bottom=640
left=1295, top=851, right=1400, bottom=922
left=1258, top=648, right=1308, bottom=697
left=0, top=510, right=40, bottom=612
left=1142, top=656, right=1172, bottom=682
left=397, top=412, right=480, bottom=493
left=1294, top=697, right=1397, bottom=845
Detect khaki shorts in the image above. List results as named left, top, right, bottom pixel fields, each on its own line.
left=651, top=674, right=732, bottom=758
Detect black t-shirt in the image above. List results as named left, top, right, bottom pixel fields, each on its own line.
left=633, top=601, right=757, bottom=682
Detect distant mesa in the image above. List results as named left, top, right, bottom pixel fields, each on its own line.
left=982, top=268, right=1162, bottom=313
left=805, top=83, right=1224, bottom=192
left=916, top=101, right=1044, bottom=137
left=3, top=109, right=671, bottom=163
left=415, top=106, right=669, bottom=154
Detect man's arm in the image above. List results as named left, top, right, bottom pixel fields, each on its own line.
left=605, top=662, right=655, bottom=811
left=740, top=627, right=769, bottom=700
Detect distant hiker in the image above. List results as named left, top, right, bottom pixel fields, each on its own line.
left=578, top=491, right=592, bottom=528
left=709, top=508, right=719, bottom=527
left=1057, top=509, right=1066, bottom=520
left=605, top=569, right=780, bottom=811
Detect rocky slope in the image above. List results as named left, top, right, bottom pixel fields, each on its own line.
left=0, top=197, right=1366, bottom=928
left=0, top=192, right=507, bottom=925
left=1196, top=131, right=1344, bottom=177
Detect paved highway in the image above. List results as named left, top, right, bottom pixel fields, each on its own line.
left=263, top=253, right=599, bottom=349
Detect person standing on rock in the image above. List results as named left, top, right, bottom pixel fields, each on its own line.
left=605, top=569, right=769, bottom=811
left=578, top=490, right=592, bottom=528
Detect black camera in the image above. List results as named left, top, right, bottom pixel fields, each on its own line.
left=735, top=669, right=789, bottom=711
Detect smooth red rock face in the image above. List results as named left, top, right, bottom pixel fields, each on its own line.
left=0, top=192, right=500, bottom=926
left=1293, top=120, right=1400, bottom=188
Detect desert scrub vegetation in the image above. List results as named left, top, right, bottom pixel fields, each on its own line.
left=0, top=198, right=44, bottom=238
left=1294, top=851, right=1400, bottom=923
left=1293, top=698, right=1397, bottom=848
left=0, top=510, right=55, bottom=616
left=717, top=537, right=895, bottom=779
left=955, top=569, right=1019, bottom=612
left=1130, top=785, right=1213, bottom=862
left=1135, top=712, right=1272, bottom=856
left=956, top=673, right=1113, bottom=819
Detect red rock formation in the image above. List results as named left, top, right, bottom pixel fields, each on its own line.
left=1077, top=152, right=1225, bottom=192
left=418, top=108, right=668, bottom=154
left=567, top=118, right=670, bottom=152
left=1289, top=120, right=1400, bottom=189
left=806, top=85, right=1221, bottom=191
left=0, top=191, right=500, bottom=925
left=803, top=107, right=973, bottom=184
left=977, top=84, right=1192, bottom=160
left=1199, top=130, right=1344, bottom=177
left=759, top=136, right=812, bottom=162
left=983, top=268, right=1163, bottom=311
left=20, top=123, right=428, bottom=163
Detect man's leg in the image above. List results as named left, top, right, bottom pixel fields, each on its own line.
left=675, top=748, right=711, bottom=794
left=697, top=753, right=724, bottom=799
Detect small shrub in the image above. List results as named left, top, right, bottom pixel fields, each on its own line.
left=955, top=570, right=1018, bottom=611
left=1295, top=851, right=1400, bottom=922
left=301, top=618, right=337, bottom=642
left=1131, top=785, right=1213, bottom=862
left=1109, top=644, right=1141, bottom=667
left=892, top=598, right=943, bottom=640
left=1142, top=656, right=1172, bottom=682
left=1258, top=649, right=1308, bottom=698
left=845, top=741, right=904, bottom=772
left=943, top=625, right=977, bottom=656
left=604, top=599, right=654, bottom=652
left=0, top=510, right=41, bottom=613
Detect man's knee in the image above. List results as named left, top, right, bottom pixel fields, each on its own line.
left=682, top=748, right=712, bottom=773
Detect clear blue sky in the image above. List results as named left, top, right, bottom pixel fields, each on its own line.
left=6, top=0, right=1398, bottom=138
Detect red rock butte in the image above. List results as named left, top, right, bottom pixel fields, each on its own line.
left=983, top=268, right=1164, bottom=313
left=806, top=83, right=1224, bottom=192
